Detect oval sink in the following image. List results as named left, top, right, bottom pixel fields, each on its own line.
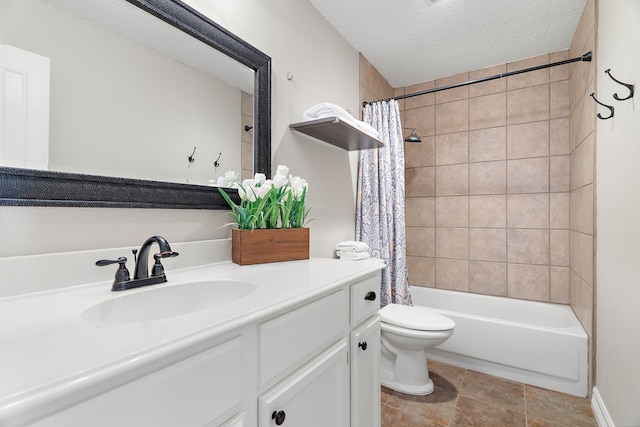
left=82, top=280, right=256, bottom=323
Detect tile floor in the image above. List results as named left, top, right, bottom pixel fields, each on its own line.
left=381, top=360, right=598, bottom=427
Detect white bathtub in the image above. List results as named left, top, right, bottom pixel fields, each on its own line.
left=411, top=287, right=588, bottom=397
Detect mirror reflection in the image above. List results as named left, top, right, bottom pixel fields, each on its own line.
left=0, top=0, right=255, bottom=186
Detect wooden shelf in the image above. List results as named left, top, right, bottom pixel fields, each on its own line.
left=289, top=116, right=384, bottom=151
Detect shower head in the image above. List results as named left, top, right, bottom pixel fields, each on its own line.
left=403, top=128, right=422, bottom=143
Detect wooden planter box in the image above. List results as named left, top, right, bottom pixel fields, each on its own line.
left=232, top=228, right=310, bottom=265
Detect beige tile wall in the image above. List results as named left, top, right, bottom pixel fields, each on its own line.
left=568, top=0, right=596, bottom=341
left=358, top=27, right=594, bottom=320
left=359, top=53, right=395, bottom=118
left=569, top=0, right=597, bottom=391
left=399, top=51, right=572, bottom=304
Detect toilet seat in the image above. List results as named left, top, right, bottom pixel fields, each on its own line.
left=380, top=304, right=455, bottom=331
left=380, top=321, right=454, bottom=340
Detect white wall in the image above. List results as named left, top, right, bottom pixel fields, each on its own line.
left=1, top=0, right=360, bottom=258
left=183, top=0, right=361, bottom=257
left=595, top=1, right=640, bottom=425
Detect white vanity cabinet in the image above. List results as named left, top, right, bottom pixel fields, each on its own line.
left=9, top=262, right=383, bottom=427
left=256, top=274, right=381, bottom=427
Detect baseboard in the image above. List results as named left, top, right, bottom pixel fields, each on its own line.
left=591, top=387, right=615, bottom=427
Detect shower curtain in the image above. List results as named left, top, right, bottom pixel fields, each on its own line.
left=357, top=100, right=412, bottom=307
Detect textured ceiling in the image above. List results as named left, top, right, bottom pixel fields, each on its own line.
left=308, top=0, right=586, bottom=88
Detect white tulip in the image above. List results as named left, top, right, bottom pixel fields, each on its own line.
left=216, top=170, right=240, bottom=187
left=254, top=173, right=266, bottom=185
left=224, top=170, right=239, bottom=183
left=272, top=173, right=289, bottom=189
left=289, top=175, right=308, bottom=198
left=275, top=165, right=289, bottom=178
left=256, top=180, right=273, bottom=199
left=239, top=179, right=257, bottom=202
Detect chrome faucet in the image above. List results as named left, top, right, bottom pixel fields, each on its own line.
left=96, top=235, right=179, bottom=291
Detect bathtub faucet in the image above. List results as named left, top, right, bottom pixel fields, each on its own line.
left=96, top=235, right=179, bottom=291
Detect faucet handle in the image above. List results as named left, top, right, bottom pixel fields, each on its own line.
left=151, top=253, right=165, bottom=277
left=96, top=256, right=128, bottom=268
left=150, top=251, right=179, bottom=276
left=96, top=257, right=131, bottom=285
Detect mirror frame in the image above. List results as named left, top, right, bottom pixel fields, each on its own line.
left=0, top=0, right=271, bottom=209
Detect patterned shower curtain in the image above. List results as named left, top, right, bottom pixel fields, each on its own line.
left=357, top=100, right=412, bottom=307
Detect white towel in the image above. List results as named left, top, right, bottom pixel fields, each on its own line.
left=303, top=103, right=380, bottom=140
left=354, top=121, right=381, bottom=139
left=335, top=240, right=370, bottom=253
left=303, top=102, right=354, bottom=124
left=338, top=251, right=371, bottom=260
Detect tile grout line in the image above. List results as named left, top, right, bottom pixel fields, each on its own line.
left=523, top=384, right=529, bottom=426
left=448, top=367, right=469, bottom=426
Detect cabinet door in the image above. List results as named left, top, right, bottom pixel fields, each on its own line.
left=351, top=315, right=381, bottom=427
left=259, top=340, right=349, bottom=427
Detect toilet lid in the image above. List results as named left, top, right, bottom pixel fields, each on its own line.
left=380, top=304, right=455, bottom=331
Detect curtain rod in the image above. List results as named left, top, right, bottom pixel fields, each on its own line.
left=363, top=51, right=592, bottom=106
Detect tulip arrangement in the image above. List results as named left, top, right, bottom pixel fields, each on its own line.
left=218, top=165, right=310, bottom=230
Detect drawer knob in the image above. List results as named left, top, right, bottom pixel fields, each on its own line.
left=272, top=410, right=286, bottom=425
left=364, top=291, right=377, bottom=301
left=359, top=341, right=368, bottom=351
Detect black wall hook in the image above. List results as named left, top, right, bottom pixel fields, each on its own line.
left=187, top=146, right=197, bottom=167
left=590, top=93, right=615, bottom=120
left=605, top=69, right=634, bottom=101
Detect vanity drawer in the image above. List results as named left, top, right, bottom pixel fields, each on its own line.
left=259, top=289, right=347, bottom=387
left=350, top=274, right=380, bottom=326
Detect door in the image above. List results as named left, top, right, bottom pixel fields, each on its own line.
left=0, top=44, right=50, bottom=169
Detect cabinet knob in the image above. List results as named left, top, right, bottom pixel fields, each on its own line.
left=272, top=410, right=286, bottom=425
left=358, top=341, right=368, bottom=351
left=364, top=291, right=377, bottom=301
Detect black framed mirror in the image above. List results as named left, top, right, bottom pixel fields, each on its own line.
left=0, top=0, right=271, bottom=209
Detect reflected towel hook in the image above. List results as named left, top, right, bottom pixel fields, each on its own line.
left=213, top=152, right=222, bottom=170
left=605, top=69, right=634, bottom=101
left=590, top=93, right=614, bottom=120
left=187, top=146, right=197, bottom=167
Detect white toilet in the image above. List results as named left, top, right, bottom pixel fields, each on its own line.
left=379, top=303, right=455, bottom=395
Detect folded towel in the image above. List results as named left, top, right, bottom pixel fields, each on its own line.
left=354, top=121, right=381, bottom=139
left=303, top=102, right=354, bottom=123
left=335, top=240, right=370, bottom=253
left=303, top=103, right=380, bottom=140
left=338, top=251, right=371, bottom=260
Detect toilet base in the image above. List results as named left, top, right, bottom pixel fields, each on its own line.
left=380, top=370, right=435, bottom=395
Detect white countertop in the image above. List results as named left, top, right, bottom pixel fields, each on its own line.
left=0, top=257, right=384, bottom=425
